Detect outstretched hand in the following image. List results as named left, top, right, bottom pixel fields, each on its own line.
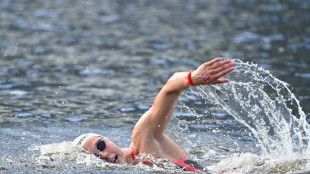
left=191, top=57, right=236, bottom=86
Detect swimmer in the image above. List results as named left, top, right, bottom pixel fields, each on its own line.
left=73, top=57, right=236, bottom=172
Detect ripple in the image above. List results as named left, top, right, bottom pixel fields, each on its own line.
left=15, top=113, right=33, bottom=117
left=28, top=118, right=52, bottom=124
left=10, top=90, right=28, bottom=96
left=120, top=107, right=135, bottom=112
left=79, top=68, right=114, bottom=76
left=284, top=62, right=308, bottom=68
left=0, top=82, right=31, bottom=89
left=261, top=4, right=286, bottom=13
left=41, top=114, right=52, bottom=118
left=233, top=21, right=247, bottom=29
left=188, top=123, right=222, bottom=131
left=10, top=18, right=28, bottom=30
left=0, top=84, right=15, bottom=89
left=30, top=23, right=70, bottom=32
left=34, top=9, right=59, bottom=19
left=184, top=40, right=196, bottom=51
left=64, top=116, right=88, bottom=122
left=100, top=15, right=120, bottom=26
left=231, top=32, right=260, bottom=43
left=107, top=124, right=121, bottom=128
left=175, top=112, right=198, bottom=120
left=17, top=61, right=33, bottom=67
left=0, top=42, right=8, bottom=49
left=31, top=47, right=46, bottom=55
left=137, top=105, right=150, bottom=110
left=211, top=111, right=233, bottom=120
left=295, top=73, right=310, bottom=79
left=287, top=43, right=304, bottom=51
left=69, top=99, right=88, bottom=105
left=149, top=39, right=175, bottom=51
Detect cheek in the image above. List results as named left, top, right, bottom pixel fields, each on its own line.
left=109, top=145, right=121, bottom=154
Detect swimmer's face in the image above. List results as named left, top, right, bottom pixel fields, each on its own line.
left=82, top=136, right=125, bottom=164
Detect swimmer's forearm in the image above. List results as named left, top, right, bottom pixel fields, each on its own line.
left=164, top=72, right=189, bottom=93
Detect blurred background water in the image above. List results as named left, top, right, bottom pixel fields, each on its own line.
left=0, top=0, right=309, bottom=173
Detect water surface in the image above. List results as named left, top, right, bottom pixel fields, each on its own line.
left=0, top=0, right=309, bottom=173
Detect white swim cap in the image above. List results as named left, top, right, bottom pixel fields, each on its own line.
left=73, top=133, right=104, bottom=148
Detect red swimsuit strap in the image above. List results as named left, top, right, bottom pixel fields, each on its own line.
left=131, top=150, right=137, bottom=160
left=174, top=157, right=205, bottom=172
left=132, top=151, right=206, bottom=172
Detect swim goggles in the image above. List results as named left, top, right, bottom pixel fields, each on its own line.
left=95, top=138, right=106, bottom=157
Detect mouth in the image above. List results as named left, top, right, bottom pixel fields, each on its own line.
left=112, top=155, right=118, bottom=163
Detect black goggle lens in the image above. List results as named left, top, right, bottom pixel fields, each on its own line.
left=97, top=139, right=106, bottom=151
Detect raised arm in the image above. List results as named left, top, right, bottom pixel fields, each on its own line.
left=131, top=58, right=236, bottom=160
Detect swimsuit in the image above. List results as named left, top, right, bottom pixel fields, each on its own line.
left=174, top=157, right=207, bottom=172
left=130, top=150, right=207, bottom=172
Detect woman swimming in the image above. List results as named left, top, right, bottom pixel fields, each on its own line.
left=73, top=57, right=236, bottom=172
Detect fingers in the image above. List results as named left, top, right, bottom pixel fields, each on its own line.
left=213, top=66, right=235, bottom=80
left=210, top=59, right=233, bottom=70
left=204, top=57, right=221, bottom=67
left=211, top=61, right=236, bottom=76
left=201, top=58, right=236, bottom=84
left=191, top=57, right=236, bottom=86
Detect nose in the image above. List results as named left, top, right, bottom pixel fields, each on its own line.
left=98, top=151, right=110, bottom=162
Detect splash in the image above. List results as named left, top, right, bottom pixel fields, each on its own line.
left=36, top=142, right=119, bottom=167
left=188, top=60, right=310, bottom=172
left=35, top=142, right=179, bottom=173
left=192, top=60, right=309, bottom=156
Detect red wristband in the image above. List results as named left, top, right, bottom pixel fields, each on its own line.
left=186, top=71, right=195, bottom=86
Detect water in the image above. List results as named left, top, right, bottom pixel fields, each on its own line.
left=197, top=60, right=309, bottom=156
left=0, top=0, right=310, bottom=173
left=25, top=61, right=310, bottom=174
left=182, top=60, right=310, bottom=173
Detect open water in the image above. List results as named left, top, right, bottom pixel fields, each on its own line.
left=0, top=0, right=310, bottom=173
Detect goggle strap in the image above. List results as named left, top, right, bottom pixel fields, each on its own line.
left=96, top=149, right=100, bottom=157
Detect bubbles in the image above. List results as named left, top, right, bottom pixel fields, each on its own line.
left=35, top=141, right=103, bottom=169
left=209, top=153, right=259, bottom=172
